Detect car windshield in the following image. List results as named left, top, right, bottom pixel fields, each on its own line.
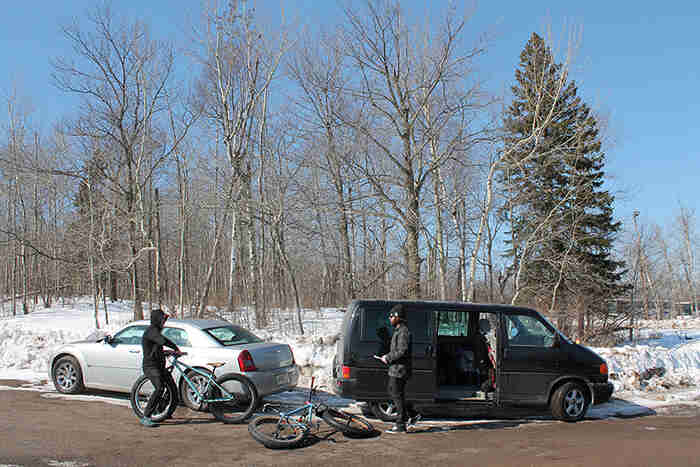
left=205, top=325, right=263, bottom=346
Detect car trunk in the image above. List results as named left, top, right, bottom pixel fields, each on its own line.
left=242, top=343, right=294, bottom=371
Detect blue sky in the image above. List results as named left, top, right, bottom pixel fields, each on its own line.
left=2, top=0, right=698, bottom=235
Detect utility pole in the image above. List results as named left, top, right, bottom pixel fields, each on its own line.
left=629, top=210, right=641, bottom=342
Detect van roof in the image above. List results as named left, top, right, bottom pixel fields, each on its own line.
left=349, top=299, right=537, bottom=315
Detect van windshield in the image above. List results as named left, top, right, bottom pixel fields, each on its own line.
left=538, top=313, right=573, bottom=344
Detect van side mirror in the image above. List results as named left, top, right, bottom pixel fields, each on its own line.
left=552, top=333, right=561, bottom=348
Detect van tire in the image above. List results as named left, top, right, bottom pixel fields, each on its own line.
left=550, top=382, right=589, bottom=422
left=369, top=400, right=398, bottom=421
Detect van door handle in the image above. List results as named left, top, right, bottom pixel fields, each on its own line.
left=129, top=350, right=141, bottom=354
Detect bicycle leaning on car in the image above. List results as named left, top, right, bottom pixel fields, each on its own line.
left=130, top=350, right=259, bottom=424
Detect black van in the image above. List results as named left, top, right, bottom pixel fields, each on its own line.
left=332, top=300, right=613, bottom=422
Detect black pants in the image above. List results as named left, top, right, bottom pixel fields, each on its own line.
left=388, top=376, right=408, bottom=428
left=143, top=367, right=174, bottom=419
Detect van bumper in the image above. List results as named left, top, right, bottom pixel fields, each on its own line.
left=592, top=381, right=614, bottom=404
left=331, top=378, right=357, bottom=398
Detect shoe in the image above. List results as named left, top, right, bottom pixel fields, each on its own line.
left=385, top=424, right=406, bottom=434
left=139, top=417, right=158, bottom=428
left=407, top=414, right=422, bottom=427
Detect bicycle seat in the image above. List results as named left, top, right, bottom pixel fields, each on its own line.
left=208, top=362, right=226, bottom=369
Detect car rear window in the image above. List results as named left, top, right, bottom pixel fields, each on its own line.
left=205, top=326, right=263, bottom=346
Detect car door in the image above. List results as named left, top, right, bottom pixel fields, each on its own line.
left=498, top=313, right=560, bottom=405
left=85, top=325, right=147, bottom=391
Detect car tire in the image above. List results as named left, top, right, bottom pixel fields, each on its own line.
left=369, top=400, right=398, bottom=422
left=52, top=356, right=85, bottom=394
left=550, top=382, right=589, bottom=422
left=180, top=368, right=212, bottom=411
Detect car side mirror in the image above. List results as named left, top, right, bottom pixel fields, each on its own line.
left=102, top=334, right=113, bottom=344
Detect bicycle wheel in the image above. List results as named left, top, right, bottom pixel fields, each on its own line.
left=208, top=373, right=259, bottom=424
left=129, top=375, right=177, bottom=423
left=248, top=415, right=309, bottom=449
left=320, top=408, right=375, bottom=438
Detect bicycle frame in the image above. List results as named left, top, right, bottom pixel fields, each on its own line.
left=167, top=355, right=235, bottom=404
left=261, top=376, right=322, bottom=432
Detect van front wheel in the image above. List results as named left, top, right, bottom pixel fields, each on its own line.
left=369, top=400, right=398, bottom=421
left=551, top=382, right=589, bottom=422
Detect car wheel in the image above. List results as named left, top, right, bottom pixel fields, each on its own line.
left=369, top=400, right=398, bottom=421
left=52, top=356, right=85, bottom=394
left=180, top=369, right=212, bottom=411
left=551, top=382, right=589, bottom=422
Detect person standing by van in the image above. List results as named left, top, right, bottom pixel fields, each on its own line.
left=379, top=304, right=412, bottom=433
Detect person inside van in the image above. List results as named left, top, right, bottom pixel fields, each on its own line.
left=475, top=318, right=495, bottom=392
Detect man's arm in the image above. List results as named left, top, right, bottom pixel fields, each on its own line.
left=161, top=335, right=180, bottom=352
left=145, top=329, right=180, bottom=352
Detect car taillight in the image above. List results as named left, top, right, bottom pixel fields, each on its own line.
left=238, top=350, right=257, bottom=372
left=600, top=363, right=608, bottom=375
left=288, top=345, right=295, bottom=365
left=342, top=366, right=351, bottom=378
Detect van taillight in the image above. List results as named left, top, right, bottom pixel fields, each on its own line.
left=599, top=363, right=608, bottom=375
left=342, top=366, right=351, bottom=378
left=238, top=350, right=257, bottom=372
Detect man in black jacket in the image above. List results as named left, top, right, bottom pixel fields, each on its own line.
left=379, top=304, right=413, bottom=433
left=139, top=309, right=180, bottom=427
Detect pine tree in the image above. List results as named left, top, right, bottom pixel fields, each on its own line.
left=502, top=33, right=628, bottom=334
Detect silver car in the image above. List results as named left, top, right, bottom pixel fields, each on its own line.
left=48, top=318, right=299, bottom=410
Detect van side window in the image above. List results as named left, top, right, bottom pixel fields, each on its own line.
left=361, top=307, right=432, bottom=347
left=437, top=311, right=470, bottom=336
left=505, top=314, right=555, bottom=347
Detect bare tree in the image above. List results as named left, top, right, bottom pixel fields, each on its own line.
left=339, top=0, right=486, bottom=298
left=288, top=29, right=358, bottom=303
left=678, top=206, right=698, bottom=316
left=193, top=0, right=291, bottom=315
left=52, top=4, right=194, bottom=319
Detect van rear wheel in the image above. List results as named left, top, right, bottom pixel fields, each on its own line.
left=369, top=400, right=398, bottom=421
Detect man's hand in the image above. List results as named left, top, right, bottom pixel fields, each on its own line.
left=380, top=355, right=388, bottom=364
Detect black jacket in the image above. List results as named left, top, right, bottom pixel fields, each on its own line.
left=386, top=322, right=412, bottom=379
left=142, top=309, right=179, bottom=371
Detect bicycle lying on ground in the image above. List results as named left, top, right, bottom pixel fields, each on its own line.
left=248, top=376, right=375, bottom=449
left=130, top=350, right=258, bottom=424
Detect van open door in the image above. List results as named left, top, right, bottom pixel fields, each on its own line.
left=431, top=310, right=439, bottom=400
left=492, top=313, right=503, bottom=407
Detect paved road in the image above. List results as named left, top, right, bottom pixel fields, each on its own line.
left=2, top=381, right=700, bottom=467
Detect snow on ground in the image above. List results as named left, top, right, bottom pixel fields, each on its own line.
left=2, top=298, right=700, bottom=421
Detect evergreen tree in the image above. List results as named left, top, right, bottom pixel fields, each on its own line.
left=502, top=33, right=628, bottom=331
